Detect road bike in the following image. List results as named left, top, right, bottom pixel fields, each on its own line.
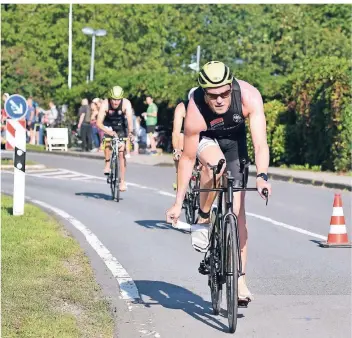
left=182, top=160, right=202, bottom=224
left=195, top=159, right=269, bottom=333
left=107, top=136, right=128, bottom=202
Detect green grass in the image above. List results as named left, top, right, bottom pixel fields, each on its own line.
left=279, top=163, right=322, bottom=171
left=1, top=158, right=37, bottom=165
left=1, top=195, right=114, bottom=337
left=26, top=144, right=46, bottom=152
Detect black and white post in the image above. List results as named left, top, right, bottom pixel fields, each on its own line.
left=13, top=126, right=26, bottom=216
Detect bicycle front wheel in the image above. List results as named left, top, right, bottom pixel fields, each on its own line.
left=110, top=154, right=120, bottom=202
left=225, top=216, right=238, bottom=333
left=209, top=209, right=222, bottom=315
left=114, top=156, right=120, bottom=202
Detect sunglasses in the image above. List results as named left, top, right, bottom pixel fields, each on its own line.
left=204, top=88, right=232, bottom=100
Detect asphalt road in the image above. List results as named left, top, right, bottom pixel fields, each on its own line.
left=2, top=152, right=351, bottom=338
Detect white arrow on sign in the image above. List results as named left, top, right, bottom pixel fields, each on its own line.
left=9, top=99, right=24, bottom=115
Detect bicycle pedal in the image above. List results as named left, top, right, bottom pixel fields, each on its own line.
left=107, top=177, right=111, bottom=184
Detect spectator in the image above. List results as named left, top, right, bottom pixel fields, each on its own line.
left=26, top=97, right=36, bottom=144
left=142, top=95, right=158, bottom=155
left=93, top=97, right=105, bottom=151
left=77, top=98, right=92, bottom=152
left=34, top=106, right=45, bottom=145
left=1, top=93, right=9, bottom=145
left=46, top=100, right=58, bottom=126
left=90, top=101, right=100, bottom=152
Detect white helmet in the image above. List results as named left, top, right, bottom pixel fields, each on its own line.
left=188, top=87, right=198, bottom=100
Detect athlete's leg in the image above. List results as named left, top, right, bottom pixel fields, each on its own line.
left=197, top=138, right=225, bottom=223
left=118, top=142, right=127, bottom=191
left=104, top=138, right=112, bottom=174
left=190, top=138, right=226, bottom=252
left=173, top=133, right=184, bottom=190
left=233, top=191, right=252, bottom=299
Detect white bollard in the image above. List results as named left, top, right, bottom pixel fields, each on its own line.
left=13, top=127, right=26, bottom=216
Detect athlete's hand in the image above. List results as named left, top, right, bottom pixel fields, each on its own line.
left=109, top=131, right=118, bottom=137
left=173, top=149, right=182, bottom=161
left=166, top=203, right=182, bottom=226
left=256, top=177, right=272, bottom=200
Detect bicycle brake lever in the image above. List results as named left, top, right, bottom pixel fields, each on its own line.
left=262, top=188, right=269, bottom=206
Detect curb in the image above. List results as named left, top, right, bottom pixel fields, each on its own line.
left=26, top=149, right=351, bottom=191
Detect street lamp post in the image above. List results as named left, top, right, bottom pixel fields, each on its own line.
left=82, top=27, right=107, bottom=82
left=68, top=4, right=72, bottom=89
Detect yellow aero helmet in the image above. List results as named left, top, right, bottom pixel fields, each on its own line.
left=198, top=61, right=233, bottom=89
left=109, top=86, right=124, bottom=99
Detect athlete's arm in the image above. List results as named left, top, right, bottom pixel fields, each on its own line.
left=96, top=100, right=114, bottom=136
left=246, top=86, right=270, bottom=176
left=172, top=102, right=185, bottom=151
left=174, top=98, right=206, bottom=207
left=123, top=99, right=134, bottom=135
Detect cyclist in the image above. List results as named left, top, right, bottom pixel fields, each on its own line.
left=97, top=86, right=134, bottom=192
left=172, top=87, right=198, bottom=190
left=166, top=61, right=272, bottom=301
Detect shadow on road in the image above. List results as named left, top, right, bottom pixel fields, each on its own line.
left=75, top=192, right=122, bottom=201
left=135, top=220, right=189, bottom=234
left=132, top=280, right=244, bottom=333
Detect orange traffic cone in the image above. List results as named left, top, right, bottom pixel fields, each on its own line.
left=320, top=194, right=351, bottom=248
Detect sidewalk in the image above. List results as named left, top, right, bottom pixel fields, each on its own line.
left=26, top=148, right=351, bottom=191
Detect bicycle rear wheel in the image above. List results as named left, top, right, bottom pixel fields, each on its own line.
left=209, top=208, right=222, bottom=315
left=225, top=216, right=238, bottom=333
left=184, top=192, right=193, bottom=224
left=184, top=180, right=197, bottom=224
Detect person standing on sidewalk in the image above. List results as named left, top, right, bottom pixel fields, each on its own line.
left=142, top=95, right=158, bottom=155
left=90, top=101, right=100, bottom=152
left=78, top=98, right=93, bottom=152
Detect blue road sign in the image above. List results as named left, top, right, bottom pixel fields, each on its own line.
left=5, top=94, right=28, bottom=120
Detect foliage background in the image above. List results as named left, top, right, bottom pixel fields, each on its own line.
left=2, top=4, right=351, bottom=171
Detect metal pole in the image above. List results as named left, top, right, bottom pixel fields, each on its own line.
left=196, top=45, right=201, bottom=72
left=90, top=34, right=96, bottom=81
left=68, top=3, right=72, bottom=89
left=13, top=126, right=26, bottom=216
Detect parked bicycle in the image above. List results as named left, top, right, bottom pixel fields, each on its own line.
left=195, top=158, right=269, bottom=333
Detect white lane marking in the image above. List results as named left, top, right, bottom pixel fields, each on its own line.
left=151, top=189, right=327, bottom=241
left=246, top=212, right=327, bottom=240
left=158, top=191, right=177, bottom=197
left=26, top=197, right=140, bottom=301
left=31, top=169, right=72, bottom=176
left=25, top=168, right=58, bottom=174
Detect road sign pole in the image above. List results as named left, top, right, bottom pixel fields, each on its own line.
left=4, top=94, right=28, bottom=216
left=13, top=126, right=26, bottom=216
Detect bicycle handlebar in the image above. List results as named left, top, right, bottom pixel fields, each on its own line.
left=201, top=159, right=269, bottom=206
